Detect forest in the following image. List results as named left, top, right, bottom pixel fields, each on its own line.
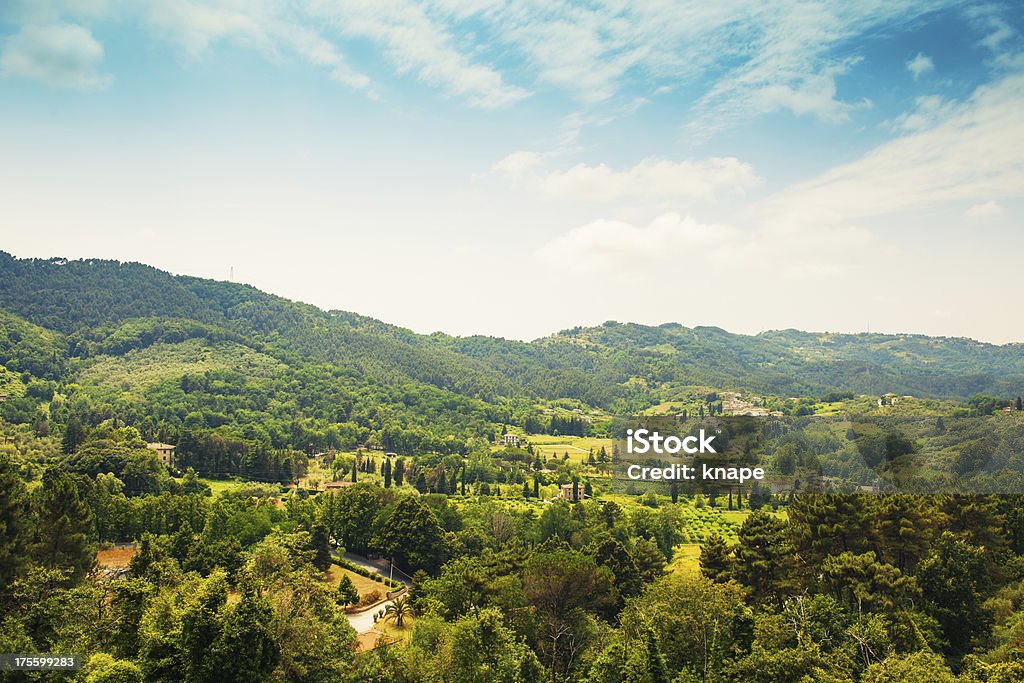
left=3, top=253, right=1024, bottom=681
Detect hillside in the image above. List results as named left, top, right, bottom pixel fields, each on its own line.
left=1, top=250, right=1024, bottom=474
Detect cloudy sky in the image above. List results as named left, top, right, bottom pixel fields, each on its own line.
left=1, top=1, right=1022, bottom=343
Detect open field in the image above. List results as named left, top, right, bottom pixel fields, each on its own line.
left=668, top=543, right=702, bottom=574
left=525, top=435, right=614, bottom=465
left=96, top=545, right=136, bottom=568
left=327, top=564, right=386, bottom=599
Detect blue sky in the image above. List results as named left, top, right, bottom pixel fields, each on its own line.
left=1, top=1, right=1022, bottom=342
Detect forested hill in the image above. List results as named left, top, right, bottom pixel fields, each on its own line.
left=2, top=250, right=1024, bottom=413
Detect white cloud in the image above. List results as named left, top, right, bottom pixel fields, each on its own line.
left=760, top=71, right=1024, bottom=226
left=139, top=0, right=528, bottom=107
left=1, top=23, right=111, bottom=89
left=889, top=94, right=956, bottom=131
left=305, top=0, right=528, bottom=108
left=495, top=155, right=762, bottom=202
left=965, top=200, right=1004, bottom=219
left=535, top=213, right=736, bottom=273
left=0, top=0, right=982, bottom=126
left=535, top=211, right=878, bottom=285
left=491, top=150, right=544, bottom=177
left=906, top=52, right=934, bottom=80
left=750, top=64, right=868, bottom=123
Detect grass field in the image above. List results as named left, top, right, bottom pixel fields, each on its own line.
left=196, top=477, right=246, bottom=495
left=525, top=435, right=613, bottom=465
left=326, top=564, right=386, bottom=599
left=668, top=543, right=702, bottom=574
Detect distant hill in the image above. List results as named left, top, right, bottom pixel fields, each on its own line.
left=1, top=250, right=1023, bottom=454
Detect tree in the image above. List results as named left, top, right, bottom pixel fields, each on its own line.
left=384, top=596, right=411, bottom=628
left=788, top=493, right=875, bottom=566
left=861, top=650, right=956, bottom=683
left=523, top=547, right=615, bottom=676
left=593, top=538, right=642, bottom=601
left=324, top=484, right=382, bottom=554
left=208, top=586, right=279, bottom=683
left=821, top=551, right=917, bottom=613
left=32, top=472, right=95, bottom=582
left=0, top=455, right=30, bottom=586
left=383, top=458, right=392, bottom=488
left=699, top=533, right=734, bottom=583
left=309, top=523, right=332, bottom=571
left=62, top=416, right=86, bottom=455
left=415, top=472, right=427, bottom=494
left=436, top=608, right=544, bottom=683
left=81, top=653, right=144, bottom=683
left=916, top=532, right=995, bottom=658
left=336, top=574, right=359, bottom=606
left=522, top=480, right=531, bottom=498
left=620, top=572, right=748, bottom=680
left=394, top=458, right=405, bottom=487
left=374, top=496, right=446, bottom=574
left=735, top=511, right=795, bottom=607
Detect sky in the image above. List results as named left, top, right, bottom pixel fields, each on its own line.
left=1, top=1, right=1022, bottom=343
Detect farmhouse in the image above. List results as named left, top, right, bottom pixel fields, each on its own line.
left=557, top=483, right=587, bottom=501
left=146, top=442, right=176, bottom=468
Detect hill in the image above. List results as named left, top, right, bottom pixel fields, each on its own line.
left=1, top=250, right=1023, bottom=475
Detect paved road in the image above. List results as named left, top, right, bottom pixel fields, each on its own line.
left=340, top=552, right=412, bottom=585
left=346, top=598, right=396, bottom=633
left=337, top=552, right=410, bottom=633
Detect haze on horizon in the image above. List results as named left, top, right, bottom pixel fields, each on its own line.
left=1, top=1, right=1022, bottom=343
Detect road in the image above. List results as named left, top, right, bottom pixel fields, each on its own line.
left=337, top=552, right=410, bottom=634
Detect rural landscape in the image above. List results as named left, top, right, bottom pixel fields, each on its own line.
left=2, top=253, right=1024, bottom=681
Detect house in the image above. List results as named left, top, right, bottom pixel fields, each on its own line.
left=147, top=442, right=176, bottom=468
left=557, top=483, right=587, bottom=501
left=502, top=433, right=520, bottom=447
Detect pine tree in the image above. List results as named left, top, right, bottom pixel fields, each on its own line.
left=699, top=533, right=734, bottom=583
left=415, top=472, right=427, bottom=494
left=437, top=468, right=448, bottom=495
left=33, top=472, right=95, bottom=582
left=383, top=459, right=392, bottom=488
left=523, top=480, right=531, bottom=498
left=336, top=574, right=359, bottom=606
left=533, top=477, right=540, bottom=498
